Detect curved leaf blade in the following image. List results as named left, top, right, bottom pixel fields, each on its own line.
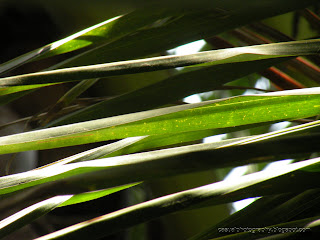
left=62, top=0, right=318, bottom=68
left=1, top=88, right=320, bottom=154
left=1, top=40, right=320, bottom=88
left=0, top=5, right=182, bottom=75
left=0, top=195, right=72, bottom=239
left=49, top=58, right=287, bottom=125
left=33, top=158, right=320, bottom=240
left=1, top=118, right=320, bottom=197
left=0, top=184, right=138, bottom=239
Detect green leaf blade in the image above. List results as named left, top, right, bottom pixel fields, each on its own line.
left=1, top=89, right=320, bottom=154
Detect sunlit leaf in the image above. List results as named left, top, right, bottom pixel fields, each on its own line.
left=33, top=158, right=320, bottom=240
left=62, top=0, right=318, bottom=68
left=0, top=195, right=72, bottom=239
left=0, top=88, right=320, bottom=154
left=2, top=40, right=320, bottom=89
left=51, top=58, right=286, bottom=125
left=0, top=183, right=138, bottom=239
left=1, top=117, right=320, bottom=198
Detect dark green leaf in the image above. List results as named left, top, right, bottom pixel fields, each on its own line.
left=33, top=158, right=320, bottom=240
left=2, top=88, right=320, bottom=154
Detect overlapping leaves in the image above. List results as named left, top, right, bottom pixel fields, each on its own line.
left=1, top=88, right=320, bottom=154
left=1, top=0, right=320, bottom=239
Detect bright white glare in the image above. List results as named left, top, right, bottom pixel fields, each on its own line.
left=231, top=198, right=258, bottom=214
left=255, top=77, right=270, bottom=89
left=269, top=121, right=291, bottom=132
left=170, top=38, right=264, bottom=214
left=229, top=159, right=293, bottom=213
left=176, top=40, right=206, bottom=104
left=172, top=40, right=292, bottom=215
left=223, top=165, right=258, bottom=213
left=224, top=165, right=249, bottom=181
left=183, top=94, right=202, bottom=103
left=199, top=91, right=214, bottom=100
left=184, top=91, right=216, bottom=104
left=263, top=159, right=293, bottom=172
left=243, top=77, right=270, bottom=95
left=203, top=134, right=227, bottom=143
left=167, top=39, right=206, bottom=55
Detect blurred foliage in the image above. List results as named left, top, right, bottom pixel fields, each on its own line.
left=0, top=1, right=320, bottom=239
